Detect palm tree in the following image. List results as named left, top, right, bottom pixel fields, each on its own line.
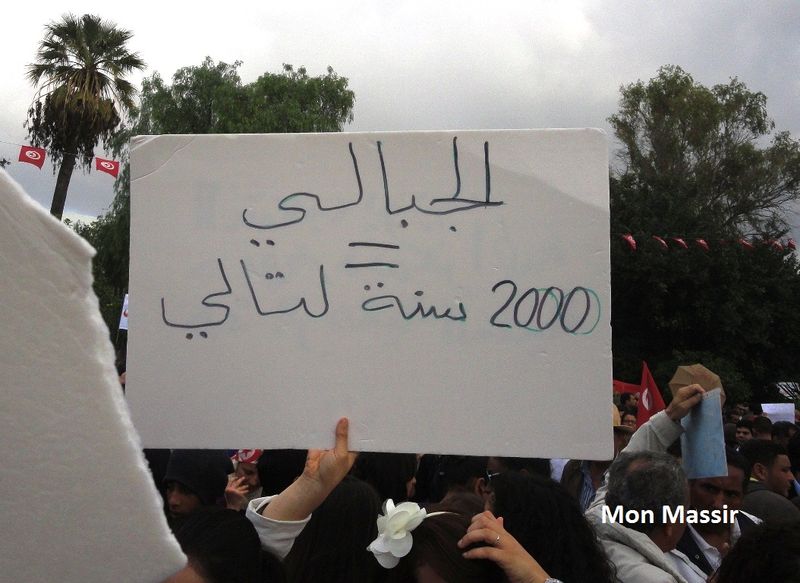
left=25, top=14, right=145, bottom=219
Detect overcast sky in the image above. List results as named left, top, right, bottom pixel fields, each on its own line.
left=2, top=0, right=799, bottom=237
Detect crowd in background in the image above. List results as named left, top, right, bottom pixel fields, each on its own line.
left=139, top=375, right=800, bottom=583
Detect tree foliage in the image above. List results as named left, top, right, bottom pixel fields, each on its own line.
left=610, top=66, right=800, bottom=403
left=81, top=58, right=355, bottom=336
left=135, top=58, right=354, bottom=134
left=25, top=13, right=144, bottom=219
left=610, top=65, right=800, bottom=239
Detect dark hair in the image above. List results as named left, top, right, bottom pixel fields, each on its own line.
left=256, top=449, right=307, bottom=495
left=164, top=450, right=232, bottom=505
left=752, top=415, right=773, bottom=435
left=605, top=451, right=687, bottom=535
left=385, top=510, right=504, bottom=583
left=283, top=475, right=381, bottom=583
left=724, top=446, right=752, bottom=490
left=772, top=421, right=797, bottom=440
left=490, top=471, right=615, bottom=583
left=620, top=392, right=638, bottom=407
left=174, top=507, right=282, bottom=583
left=352, top=452, right=418, bottom=503
left=736, top=417, right=754, bottom=431
left=492, top=456, right=551, bottom=479
left=738, top=440, right=788, bottom=475
left=437, top=455, right=488, bottom=494
left=714, top=520, right=800, bottom=583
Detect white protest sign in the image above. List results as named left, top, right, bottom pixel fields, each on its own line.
left=127, top=130, right=612, bottom=459
left=761, top=403, right=795, bottom=424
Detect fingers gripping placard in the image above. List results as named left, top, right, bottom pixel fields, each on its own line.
left=127, top=130, right=612, bottom=459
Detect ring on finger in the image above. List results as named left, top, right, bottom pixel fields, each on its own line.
left=494, top=534, right=501, bottom=545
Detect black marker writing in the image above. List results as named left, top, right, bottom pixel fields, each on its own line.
left=362, top=294, right=467, bottom=322
left=161, top=258, right=232, bottom=329
left=241, top=261, right=329, bottom=318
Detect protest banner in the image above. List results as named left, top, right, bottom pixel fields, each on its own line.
left=761, top=403, right=795, bottom=424
left=127, top=130, right=612, bottom=458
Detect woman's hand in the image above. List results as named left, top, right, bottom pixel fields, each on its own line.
left=458, top=511, right=552, bottom=583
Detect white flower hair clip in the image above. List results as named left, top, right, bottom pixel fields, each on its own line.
left=367, top=499, right=447, bottom=568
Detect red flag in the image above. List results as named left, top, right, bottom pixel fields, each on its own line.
left=694, top=238, right=709, bottom=251
left=638, top=361, right=665, bottom=426
left=670, top=237, right=688, bottom=249
left=613, top=380, right=641, bottom=394
left=767, top=239, right=784, bottom=251
left=787, top=239, right=796, bottom=251
left=19, top=146, right=46, bottom=169
left=652, top=236, right=668, bottom=250
left=95, top=157, right=119, bottom=177
left=621, top=234, right=637, bottom=251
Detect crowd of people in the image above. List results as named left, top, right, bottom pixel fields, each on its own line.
left=142, top=375, right=800, bottom=583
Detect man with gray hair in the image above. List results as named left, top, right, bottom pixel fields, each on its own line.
left=586, top=384, right=706, bottom=583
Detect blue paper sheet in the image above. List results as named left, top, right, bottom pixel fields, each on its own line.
left=680, top=388, right=727, bottom=479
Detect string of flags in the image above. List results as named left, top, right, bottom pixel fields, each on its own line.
left=16, top=144, right=120, bottom=178
left=618, top=233, right=796, bottom=252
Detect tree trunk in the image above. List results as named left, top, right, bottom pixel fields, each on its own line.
left=50, top=152, right=77, bottom=220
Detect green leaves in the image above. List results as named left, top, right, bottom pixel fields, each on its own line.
left=133, top=58, right=355, bottom=136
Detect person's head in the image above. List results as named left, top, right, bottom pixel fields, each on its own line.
left=165, top=507, right=280, bottom=583
left=751, top=415, right=773, bottom=440
left=732, top=403, right=750, bottom=419
left=605, top=451, right=688, bottom=551
left=620, top=392, right=639, bottom=409
left=256, top=449, right=307, bottom=495
left=771, top=421, right=798, bottom=449
left=611, top=405, right=634, bottom=457
left=353, top=452, right=419, bottom=502
left=384, top=510, right=503, bottom=583
left=284, top=475, right=381, bottom=583
left=164, top=450, right=232, bottom=517
left=723, top=423, right=738, bottom=448
left=621, top=412, right=637, bottom=430
left=231, top=449, right=263, bottom=494
left=688, top=447, right=749, bottom=534
left=489, top=471, right=615, bottom=583
left=739, top=439, right=794, bottom=496
left=735, top=418, right=754, bottom=445
left=712, top=520, right=800, bottom=583
left=436, top=455, right=488, bottom=498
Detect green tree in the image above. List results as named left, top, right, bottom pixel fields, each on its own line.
left=25, top=13, right=145, bottom=219
left=609, top=66, right=800, bottom=402
left=81, top=58, right=355, bottom=335
left=610, top=65, right=800, bottom=239
left=135, top=58, right=354, bottom=134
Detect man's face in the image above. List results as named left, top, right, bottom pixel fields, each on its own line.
left=166, top=481, right=202, bottom=516
left=689, top=466, right=744, bottom=533
left=622, top=414, right=637, bottom=429
left=735, top=427, right=752, bottom=444
left=690, top=467, right=745, bottom=510
left=764, top=454, right=794, bottom=497
left=234, top=462, right=261, bottom=494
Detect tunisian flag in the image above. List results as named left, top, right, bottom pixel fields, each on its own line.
left=638, top=361, right=666, bottom=425
left=19, top=146, right=46, bottom=168
left=95, top=157, right=120, bottom=177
